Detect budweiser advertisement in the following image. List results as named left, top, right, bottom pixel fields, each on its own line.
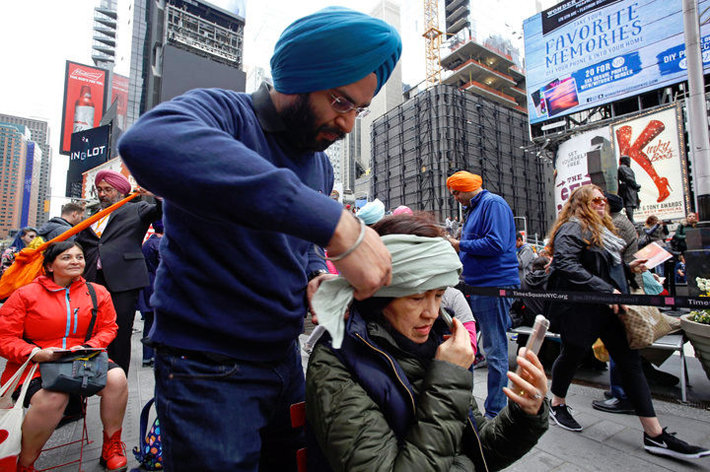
left=59, top=61, right=108, bottom=155
left=554, top=127, right=615, bottom=214
left=611, top=105, right=690, bottom=222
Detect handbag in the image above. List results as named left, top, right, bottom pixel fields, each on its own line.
left=40, top=283, right=108, bottom=396
left=618, top=305, right=679, bottom=349
left=133, top=397, right=164, bottom=470
left=0, top=349, right=40, bottom=468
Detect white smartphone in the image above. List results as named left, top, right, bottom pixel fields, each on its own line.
left=513, top=314, right=549, bottom=383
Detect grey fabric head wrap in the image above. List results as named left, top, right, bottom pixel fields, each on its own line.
left=311, top=234, right=462, bottom=349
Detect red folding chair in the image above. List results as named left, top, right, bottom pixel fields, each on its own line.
left=38, top=396, right=92, bottom=471
left=290, top=402, right=307, bottom=472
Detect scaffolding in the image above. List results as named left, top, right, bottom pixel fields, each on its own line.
left=371, top=84, right=554, bottom=236
left=166, top=3, right=243, bottom=68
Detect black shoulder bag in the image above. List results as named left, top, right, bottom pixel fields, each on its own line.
left=40, top=283, right=109, bottom=396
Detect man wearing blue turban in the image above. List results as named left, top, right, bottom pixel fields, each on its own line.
left=118, top=6, right=401, bottom=472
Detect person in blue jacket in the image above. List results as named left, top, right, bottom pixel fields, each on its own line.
left=446, top=171, right=520, bottom=419
left=118, top=7, right=400, bottom=471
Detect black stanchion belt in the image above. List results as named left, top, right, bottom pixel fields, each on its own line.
left=456, top=283, right=710, bottom=309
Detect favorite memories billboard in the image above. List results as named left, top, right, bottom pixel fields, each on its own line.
left=524, top=0, right=710, bottom=124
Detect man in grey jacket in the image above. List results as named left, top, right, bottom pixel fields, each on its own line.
left=516, top=232, right=535, bottom=281
left=37, top=202, right=85, bottom=242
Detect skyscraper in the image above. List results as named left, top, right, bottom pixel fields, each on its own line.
left=0, top=123, right=30, bottom=237
left=0, top=114, right=52, bottom=227
left=343, top=0, right=404, bottom=199
left=125, top=0, right=246, bottom=127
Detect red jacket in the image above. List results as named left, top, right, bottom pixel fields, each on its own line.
left=0, top=276, right=118, bottom=385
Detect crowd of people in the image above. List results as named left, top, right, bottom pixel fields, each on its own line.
left=1, top=7, right=709, bottom=472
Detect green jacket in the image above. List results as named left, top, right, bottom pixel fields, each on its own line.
left=305, top=319, right=549, bottom=472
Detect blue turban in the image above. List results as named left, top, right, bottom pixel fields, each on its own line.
left=271, top=7, right=402, bottom=95
left=357, top=198, right=385, bottom=225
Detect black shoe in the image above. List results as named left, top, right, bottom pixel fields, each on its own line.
left=644, top=428, right=710, bottom=459
left=592, top=397, right=635, bottom=415
left=550, top=404, right=583, bottom=432
left=603, top=390, right=613, bottom=399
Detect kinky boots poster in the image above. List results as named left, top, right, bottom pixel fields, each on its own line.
left=611, top=105, right=690, bottom=222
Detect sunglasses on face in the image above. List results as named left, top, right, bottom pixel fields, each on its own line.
left=329, top=91, right=370, bottom=118
left=591, top=197, right=608, bottom=205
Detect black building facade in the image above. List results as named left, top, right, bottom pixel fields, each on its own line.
left=371, top=84, right=554, bottom=238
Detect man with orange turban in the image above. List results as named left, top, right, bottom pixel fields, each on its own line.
left=446, top=171, right=519, bottom=419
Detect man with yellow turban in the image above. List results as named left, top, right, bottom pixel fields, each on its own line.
left=446, top=171, right=520, bottom=419
left=118, top=6, right=401, bottom=471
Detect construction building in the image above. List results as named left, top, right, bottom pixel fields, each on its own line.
left=370, top=0, right=554, bottom=236
left=371, top=84, right=553, bottom=238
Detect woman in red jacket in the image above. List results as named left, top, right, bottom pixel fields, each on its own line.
left=0, top=241, right=129, bottom=472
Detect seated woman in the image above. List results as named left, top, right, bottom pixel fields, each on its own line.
left=306, top=213, right=549, bottom=471
left=1, top=227, right=38, bottom=275
left=0, top=241, right=129, bottom=472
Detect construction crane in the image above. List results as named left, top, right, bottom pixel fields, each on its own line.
left=423, top=0, right=443, bottom=87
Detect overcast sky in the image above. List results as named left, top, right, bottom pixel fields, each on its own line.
left=0, top=0, right=548, bottom=214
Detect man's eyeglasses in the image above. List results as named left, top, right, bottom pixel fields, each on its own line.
left=591, top=197, right=608, bottom=205
left=329, top=92, right=370, bottom=118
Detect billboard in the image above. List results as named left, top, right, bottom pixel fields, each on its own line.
left=66, top=125, right=111, bottom=198
left=159, top=44, right=246, bottom=103
left=611, top=105, right=689, bottom=221
left=524, top=0, right=710, bottom=124
left=111, top=74, right=129, bottom=131
left=554, top=126, right=615, bottom=213
left=60, top=61, right=109, bottom=155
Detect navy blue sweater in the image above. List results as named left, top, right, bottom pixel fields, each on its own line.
left=459, top=190, right=520, bottom=287
left=118, top=86, right=343, bottom=361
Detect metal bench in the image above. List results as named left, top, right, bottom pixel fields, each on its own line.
left=509, top=327, right=689, bottom=402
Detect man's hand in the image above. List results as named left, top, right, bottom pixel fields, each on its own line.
left=326, top=210, right=392, bottom=300
left=447, top=236, right=460, bottom=253
left=435, top=318, right=474, bottom=369
left=307, top=273, right=337, bottom=324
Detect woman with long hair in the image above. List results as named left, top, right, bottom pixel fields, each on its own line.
left=546, top=185, right=708, bottom=460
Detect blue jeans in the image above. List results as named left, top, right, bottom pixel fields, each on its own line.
left=140, top=310, right=155, bottom=362
left=467, top=286, right=517, bottom=418
left=154, top=342, right=305, bottom=471
left=609, top=357, right=628, bottom=400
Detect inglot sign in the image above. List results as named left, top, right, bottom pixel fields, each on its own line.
left=67, top=124, right=111, bottom=198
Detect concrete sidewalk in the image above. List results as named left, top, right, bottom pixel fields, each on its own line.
left=24, top=316, right=710, bottom=471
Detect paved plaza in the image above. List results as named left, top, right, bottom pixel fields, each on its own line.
left=13, top=315, right=710, bottom=472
